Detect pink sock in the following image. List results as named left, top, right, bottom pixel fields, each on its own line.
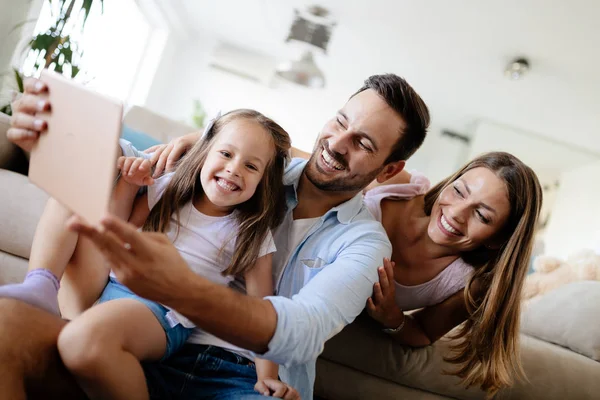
left=0, top=269, right=60, bottom=315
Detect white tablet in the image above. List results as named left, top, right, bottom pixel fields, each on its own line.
left=29, top=69, right=123, bottom=225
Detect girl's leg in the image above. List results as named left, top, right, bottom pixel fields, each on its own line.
left=57, top=299, right=167, bottom=400
left=0, top=197, right=78, bottom=315
left=0, top=144, right=141, bottom=318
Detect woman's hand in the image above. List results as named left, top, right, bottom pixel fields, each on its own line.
left=117, top=156, right=154, bottom=186
left=366, top=258, right=405, bottom=328
left=144, top=131, right=201, bottom=178
left=254, top=378, right=300, bottom=399
left=6, top=78, right=51, bottom=152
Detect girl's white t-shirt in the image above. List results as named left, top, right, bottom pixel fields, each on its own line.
left=147, top=172, right=276, bottom=358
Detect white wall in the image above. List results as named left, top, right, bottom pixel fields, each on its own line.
left=143, top=37, right=465, bottom=180
left=0, top=0, right=42, bottom=95
left=544, top=160, right=600, bottom=259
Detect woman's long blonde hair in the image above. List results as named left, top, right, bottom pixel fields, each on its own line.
left=143, top=109, right=290, bottom=276
left=423, top=152, right=542, bottom=396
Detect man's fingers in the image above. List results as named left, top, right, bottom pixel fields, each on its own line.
left=71, top=219, right=138, bottom=274
left=100, top=215, right=150, bottom=255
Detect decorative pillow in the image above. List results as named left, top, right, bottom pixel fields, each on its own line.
left=521, top=281, right=600, bottom=361
left=121, top=124, right=162, bottom=151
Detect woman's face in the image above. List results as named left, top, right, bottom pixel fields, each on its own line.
left=427, top=167, right=511, bottom=252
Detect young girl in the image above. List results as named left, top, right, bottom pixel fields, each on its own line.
left=37, top=109, right=289, bottom=400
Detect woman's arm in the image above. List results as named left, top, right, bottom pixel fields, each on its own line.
left=386, top=291, right=470, bottom=346
left=367, top=259, right=475, bottom=347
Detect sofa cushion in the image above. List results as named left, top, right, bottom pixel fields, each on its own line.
left=0, top=252, right=28, bottom=285
left=521, top=281, right=600, bottom=361
left=121, top=124, right=162, bottom=151
left=0, top=169, right=48, bottom=259
left=320, top=312, right=600, bottom=400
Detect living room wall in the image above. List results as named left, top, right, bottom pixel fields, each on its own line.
left=0, top=0, right=42, bottom=94
left=142, top=37, right=464, bottom=184
left=543, top=159, right=600, bottom=259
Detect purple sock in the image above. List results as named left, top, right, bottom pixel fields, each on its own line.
left=0, top=269, right=60, bottom=315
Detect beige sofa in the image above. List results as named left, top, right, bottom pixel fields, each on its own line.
left=1, top=110, right=599, bottom=399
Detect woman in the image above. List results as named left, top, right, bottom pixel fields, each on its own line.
left=149, top=139, right=542, bottom=396
left=363, top=152, right=542, bottom=396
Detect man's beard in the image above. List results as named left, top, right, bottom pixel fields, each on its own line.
left=304, top=141, right=383, bottom=192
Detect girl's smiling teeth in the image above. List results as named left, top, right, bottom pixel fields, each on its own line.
left=440, top=214, right=462, bottom=235
left=321, top=149, right=345, bottom=170
left=216, top=177, right=240, bottom=191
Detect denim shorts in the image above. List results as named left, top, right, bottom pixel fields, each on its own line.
left=97, top=277, right=194, bottom=360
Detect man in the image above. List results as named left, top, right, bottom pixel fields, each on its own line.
left=1, top=74, right=429, bottom=399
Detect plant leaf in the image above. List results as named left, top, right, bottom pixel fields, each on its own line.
left=13, top=68, right=24, bottom=93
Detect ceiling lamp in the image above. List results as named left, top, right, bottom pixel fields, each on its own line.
left=505, top=57, right=530, bottom=80
left=275, top=50, right=325, bottom=88
left=275, top=5, right=336, bottom=88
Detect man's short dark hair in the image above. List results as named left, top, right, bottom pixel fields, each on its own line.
left=352, top=74, right=430, bottom=163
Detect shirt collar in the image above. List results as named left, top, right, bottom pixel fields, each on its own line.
left=284, top=158, right=365, bottom=225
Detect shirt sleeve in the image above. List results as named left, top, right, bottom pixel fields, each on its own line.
left=258, top=230, right=277, bottom=257
left=118, top=138, right=153, bottom=160
left=147, top=172, right=175, bottom=210
left=259, top=227, right=392, bottom=366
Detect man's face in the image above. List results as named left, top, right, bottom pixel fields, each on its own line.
left=305, top=89, right=405, bottom=192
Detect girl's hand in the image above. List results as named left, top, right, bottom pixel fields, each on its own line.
left=117, top=156, right=154, bottom=186
left=254, top=378, right=300, bottom=399
left=145, top=131, right=201, bottom=178
left=366, top=258, right=405, bottom=328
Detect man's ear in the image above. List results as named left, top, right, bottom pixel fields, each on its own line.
left=376, top=160, right=405, bottom=183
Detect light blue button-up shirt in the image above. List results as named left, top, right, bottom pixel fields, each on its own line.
left=261, top=158, right=392, bottom=399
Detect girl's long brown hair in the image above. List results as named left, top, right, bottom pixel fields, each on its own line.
left=423, top=152, right=542, bottom=396
left=143, top=109, right=290, bottom=276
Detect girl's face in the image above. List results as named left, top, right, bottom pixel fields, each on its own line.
left=199, top=119, right=274, bottom=216
left=427, top=167, right=511, bottom=252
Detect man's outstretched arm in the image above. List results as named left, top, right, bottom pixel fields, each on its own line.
left=70, top=215, right=277, bottom=352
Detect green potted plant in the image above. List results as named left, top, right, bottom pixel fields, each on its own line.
left=0, top=0, right=104, bottom=116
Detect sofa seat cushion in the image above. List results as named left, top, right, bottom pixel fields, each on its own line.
left=320, top=312, right=600, bottom=400
left=0, top=169, right=48, bottom=259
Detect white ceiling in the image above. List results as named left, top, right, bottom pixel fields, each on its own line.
left=170, top=0, right=600, bottom=154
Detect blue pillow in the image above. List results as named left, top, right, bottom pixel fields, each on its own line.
left=121, top=125, right=163, bottom=151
